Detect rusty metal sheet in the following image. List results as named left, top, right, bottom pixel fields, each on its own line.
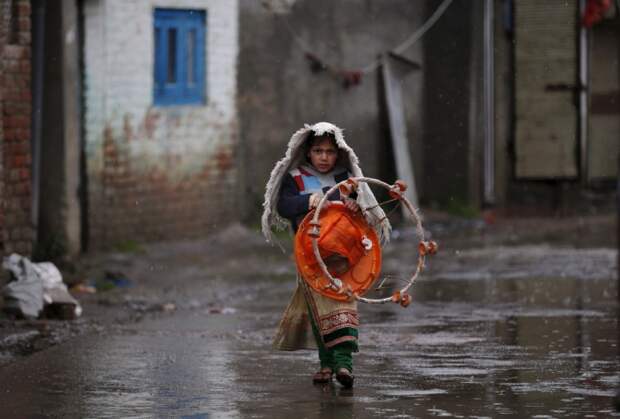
left=514, top=0, right=578, bottom=179
left=381, top=53, right=420, bottom=207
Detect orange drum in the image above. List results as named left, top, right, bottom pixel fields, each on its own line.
left=294, top=203, right=382, bottom=301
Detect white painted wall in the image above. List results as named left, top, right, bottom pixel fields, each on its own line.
left=83, top=0, right=238, bottom=177
left=82, top=0, right=239, bottom=244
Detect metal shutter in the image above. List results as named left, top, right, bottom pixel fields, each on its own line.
left=514, top=0, right=579, bottom=178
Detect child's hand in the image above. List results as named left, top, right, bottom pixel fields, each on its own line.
left=343, top=198, right=360, bottom=213
left=309, top=193, right=330, bottom=209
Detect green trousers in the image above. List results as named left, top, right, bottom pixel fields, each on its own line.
left=309, top=308, right=355, bottom=372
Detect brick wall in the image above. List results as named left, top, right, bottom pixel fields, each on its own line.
left=83, top=0, right=239, bottom=248
left=0, top=0, right=33, bottom=256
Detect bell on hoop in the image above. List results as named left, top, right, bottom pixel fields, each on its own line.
left=294, top=203, right=382, bottom=301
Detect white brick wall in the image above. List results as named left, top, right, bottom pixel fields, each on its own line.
left=83, top=0, right=238, bottom=179
left=83, top=0, right=106, bottom=176
left=82, top=0, right=239, bottom=245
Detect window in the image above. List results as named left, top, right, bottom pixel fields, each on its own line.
left=154, top=9, right=206, bottom=106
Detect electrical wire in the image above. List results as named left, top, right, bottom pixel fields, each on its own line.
left=362, top=0, right=453, bottom=73
left=273, top=0, right=454, bottom=75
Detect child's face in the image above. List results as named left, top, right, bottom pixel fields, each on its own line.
left=308, top=137, right=338, bottom=173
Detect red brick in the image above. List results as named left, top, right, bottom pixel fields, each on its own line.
left=17, top=181, right=31, bottom=195
left=0, top=213, right=11, bottom=226
left=13, top=77, right=27, bottom=89
left=18, top=168, right=30, bottom=181
left=8, top=228, right=20, bottom=241
left=20, top=196, right=30, bottom=210
left=6, top=197, right=20, bottom=210
left=3, top=45, right=25, bottom=59
left=15, top=128, right=30, bottom=142
left=15, top=241, right=33, bottom=255
left=4, top=141, right=27, bottom=155
left=18, top=18, right=30, bottom=32
left=13, top=115, right=28, bottom=128
left=19, top=45, right=30, bottom=59
left=2, top=89, right=19, bottom=101
left=4, top=115, right=27, bottom=129
left=6, top=103, right=31, bottom=116
left=2, top=128, right=16, bottom=141
left=3, top=103, right=24, bottom=116
left=18, top=31, right=31, bottom=45
left=19, top=60, right=31, bottom=74
left=3, top=116, right=15, bottom=128
left=11, top=154, right=28, bottom=168
left=17, top=2, right=31, bottom=17
left=18, top=88, right=31, bottom=100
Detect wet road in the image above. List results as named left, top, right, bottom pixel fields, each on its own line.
left=0, top=241, right=618, bottom=418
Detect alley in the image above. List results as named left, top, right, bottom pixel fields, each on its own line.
left=0, top=218, right=617, bottom=418
left=1, top=1, right=619, bottom=417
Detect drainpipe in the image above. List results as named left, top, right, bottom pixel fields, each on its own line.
left=617, top=152, right=620, bottom=411
left=77, top=0, right=88, bottom=252
left=579, top=0, right=589, bottom=183
left=31, top=0, right=45, bottom=239
left=483, top=0, right=495, bottom=206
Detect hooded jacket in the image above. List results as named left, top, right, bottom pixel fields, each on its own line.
left=261, top=122, right=391, bottom=247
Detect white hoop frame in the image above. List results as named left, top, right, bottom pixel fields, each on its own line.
left=309, top=177, right=429, bottom=305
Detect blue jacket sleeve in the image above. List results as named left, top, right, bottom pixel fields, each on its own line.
left=277, top=174, right=310, bottom=221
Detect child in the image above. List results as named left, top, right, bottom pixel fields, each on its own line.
left=261, top=122, right=390, bottom=388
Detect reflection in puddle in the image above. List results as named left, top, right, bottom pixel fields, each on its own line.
left=380, top=389, right=448, bottom=397
left=414, top=367, right=489, bottom=376
left=358, top=274, right=617, bottom=417
left=410, top=332, right=485, bottom=345
left=0, top=273, right=616, bottom=418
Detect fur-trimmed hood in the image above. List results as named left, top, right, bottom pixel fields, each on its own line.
left=261, top=122, right=391, bottom=247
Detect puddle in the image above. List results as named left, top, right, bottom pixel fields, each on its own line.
left=0, top=270, right=617, bottom=418
left=380, top=389, right=448, bottom=397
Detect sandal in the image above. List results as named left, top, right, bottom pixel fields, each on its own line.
left=335, top=368, right=354, bottom=388
left=312, top=367, right=333, bottom=384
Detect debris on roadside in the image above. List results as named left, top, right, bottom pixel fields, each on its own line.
left=89, top=270, right=134, bottom=292
left=70, top=283, right=97, bottom=294
left=0, top=330, right=41, bottom=350
left=161, top=303, right=176, bottom=312
left=207, top=307, right=237, bottom=315
left=103, top=270, right=133, bottom=288
left=2, top=254, right=82, bottom=320
left=96, top=296, right=177, bottom=314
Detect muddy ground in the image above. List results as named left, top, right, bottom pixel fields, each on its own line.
left=0, top=212, right=617, bottom=417
left=0, top=213, right=616, bottom=367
